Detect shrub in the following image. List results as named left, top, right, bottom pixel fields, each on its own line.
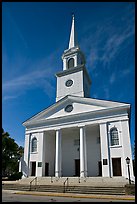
left=125, top=184, right=135, bottom=195
left=8, top=172, right=22, bottom=181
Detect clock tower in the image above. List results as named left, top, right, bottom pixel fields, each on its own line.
left=56, top=15, right=91, bottom=102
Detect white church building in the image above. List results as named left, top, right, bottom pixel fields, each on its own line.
left=21, top=15, right=134, bottom=181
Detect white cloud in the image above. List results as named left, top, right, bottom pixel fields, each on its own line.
left=86, top=48, right=99, bottom=71
left=3, top=95, right=18, bottom=101
left=3, top=4, right=134, bottom=102
left=101, top=29, right=134, bottom=68
left=121, top=68, right=131, bottom=76
left=81, top=5, right=134, bottom=72
left=3, top=68, right=55, bottom=100
left=104, top=87, right=110, bottom=99
left=2, top=50, right=60, bottom=101
left=109, top=73, right=116, bottom=84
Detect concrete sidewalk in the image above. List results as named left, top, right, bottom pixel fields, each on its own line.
left=3, top=190, right=135, bottom=201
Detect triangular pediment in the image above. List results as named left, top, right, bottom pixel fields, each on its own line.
left=22, top=95, right=130, bottom=126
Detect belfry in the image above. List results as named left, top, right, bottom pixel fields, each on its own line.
left=21, top=15, right=134, bottom=182
left=56, top=15, right=91, bottom=102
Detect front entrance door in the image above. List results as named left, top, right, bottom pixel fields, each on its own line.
left=75, top=159, right=80, bottom=176
left=98, top=161, right=102, bottom=176
left=112, top=158, right=122, bottom=176
left=31, top=162, right=36, bottom=176
left=45, top=163, right=49, bottom=176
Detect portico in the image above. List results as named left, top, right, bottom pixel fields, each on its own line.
left=27, top=123, right=101, bottom=178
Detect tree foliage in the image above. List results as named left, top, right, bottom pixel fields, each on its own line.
left=2, top=128, right=24, bottom=177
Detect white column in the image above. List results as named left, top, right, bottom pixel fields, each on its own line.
left=80, top=126, right=87, bottom=177
left=106, top=123, right=112, bottom=177
left=63, top=58, right=67, bottom=70
left=23, top=133, right=31, bottom=177
left=99, top=123, right=111, bottom=177
left=84, top=129, right=87, bottom=177
left=36, top=132, right=44, bottom=177
left=55, top=129, right=62, bottom=177
left=28, top=133, right=31, bottom=177
left=119, top=121, right=126, bottom=178
left=74, top=54, right=78, bottom=67
left=121, top=119, right=134, bottom=179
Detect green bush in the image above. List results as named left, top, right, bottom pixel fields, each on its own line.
left=125, top=184, right=135, bottom=195
left=8, top=172, right=22, bottom=181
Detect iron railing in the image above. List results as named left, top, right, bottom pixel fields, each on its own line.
left=29, top=177, right=37, bottom=191
left=63, top=177, right=69, bottom=193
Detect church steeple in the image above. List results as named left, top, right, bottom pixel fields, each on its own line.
left=56, top=15, right=91, bottom=102
left=62, top=14, right=86, bottom=71
left=68, top=14, right=78, bottom=49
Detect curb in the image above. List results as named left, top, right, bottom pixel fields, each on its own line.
left=13, top=190, right=135, bottom=201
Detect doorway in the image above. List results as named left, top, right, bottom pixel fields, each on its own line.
left=98, top=161, right=102, bottom=176
left=75, top=159, right=80, bottom=176
left=45, top=163, right=49, bottom=176
left=31, top=162, right=36, bottom=176
left=112, top=158, right=122, bottom=176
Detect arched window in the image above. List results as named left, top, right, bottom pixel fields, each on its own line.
left=31, top=137, right=37, bottom=152
left=110, top=127, right=119, bottom=146
left=68, top=58, right=74, bottom=69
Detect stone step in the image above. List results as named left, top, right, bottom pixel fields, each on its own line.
left=2, top=183, right=126, bottom=195
left=18, top=177, right=36, bottom=184
left=4, top=176, right=129, bottom=189
left=2, top=184, right=30, bottom=191
left=35, top=177, right=129, bottom=186
left=32, top=187, right=125, bottom=195
left=35, top=186, right=126, bottom=195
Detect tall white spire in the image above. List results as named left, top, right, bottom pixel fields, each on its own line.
left=68, top=14, right=78, bottom=49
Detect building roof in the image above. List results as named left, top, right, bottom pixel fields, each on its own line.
left=22, top=95, right=130, bottom=128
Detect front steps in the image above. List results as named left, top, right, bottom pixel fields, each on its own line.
left=2, top=184, right=126, bottom=195
left=18, top=176, right=129, bottom=187
left=2, top=176, right=129, bottom=195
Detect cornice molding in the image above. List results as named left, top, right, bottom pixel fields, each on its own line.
left=24, top=106, right=128, bottom=129
left=55, top=65, right=91, bottom=84
left=23, top=95, right=130, bottom=127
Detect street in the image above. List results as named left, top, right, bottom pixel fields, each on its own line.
left=2, top=190, right=135, bottom=202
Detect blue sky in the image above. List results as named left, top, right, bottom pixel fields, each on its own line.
left=2, top=2, right=135, bottom=155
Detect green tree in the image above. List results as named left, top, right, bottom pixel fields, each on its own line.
left=2, top=128, right=24, bottom=177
